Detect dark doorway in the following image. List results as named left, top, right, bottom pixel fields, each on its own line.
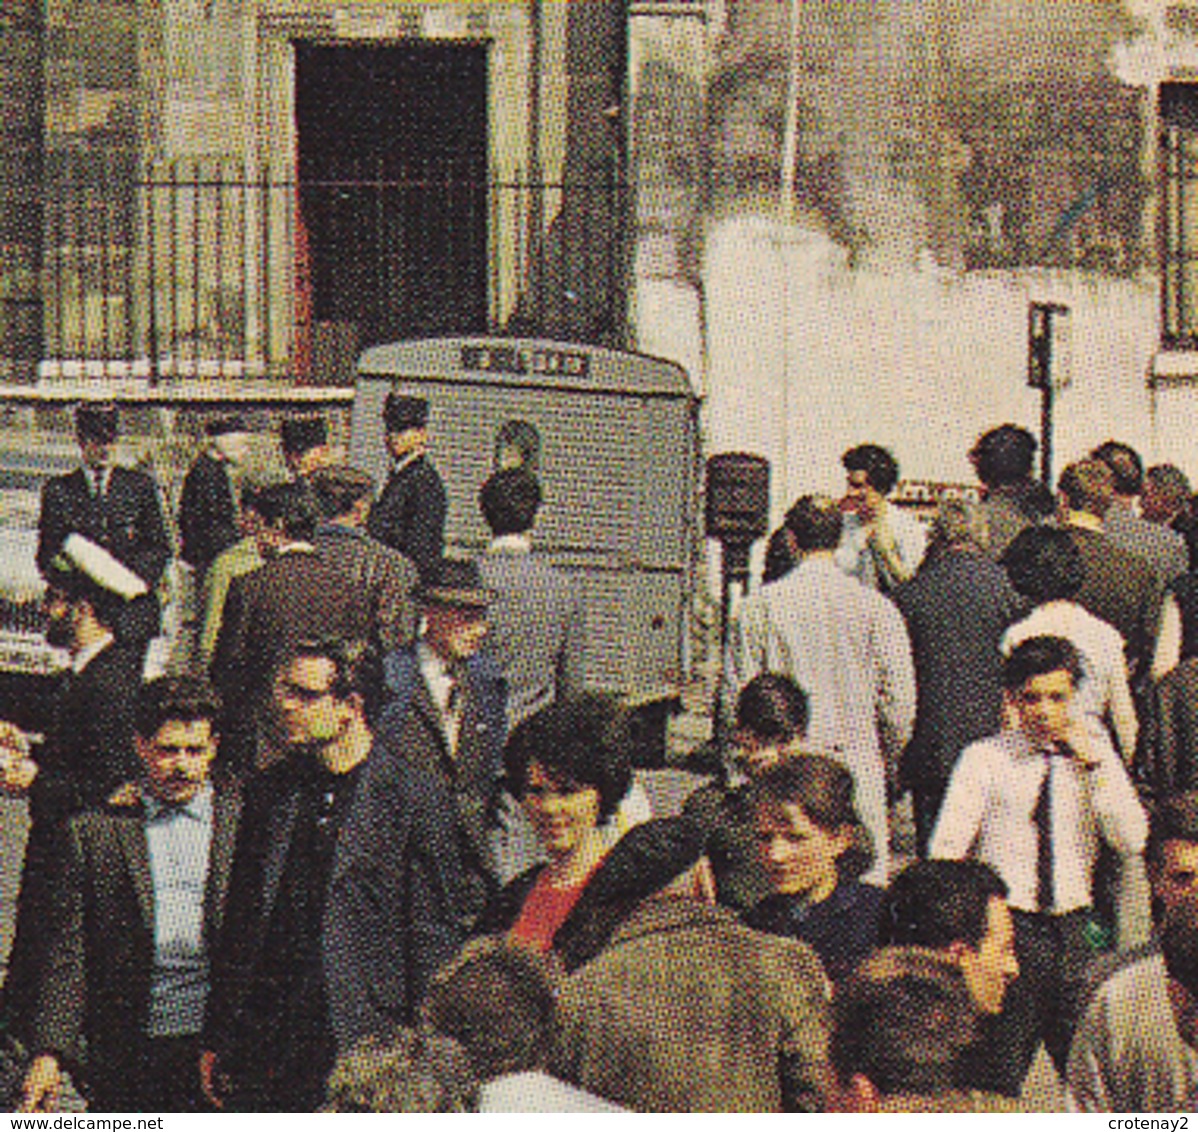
left=294, top=42, right=488, bottom=349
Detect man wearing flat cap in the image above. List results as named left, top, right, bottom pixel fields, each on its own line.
left=0, top=535, right=147, bottom=1038
left=37, top=402, right=170, bottom=664
left=178, top=415, right=250, bottom=580
left=378, top=558, right=507, bottom=926
left=367, top=392, right=447, bottom=586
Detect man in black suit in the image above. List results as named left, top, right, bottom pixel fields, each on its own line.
left=178, top=415, right=249, bottom=580
left=37, top=402, right=170, bottom=658
left=366, top=393, right=447, bottom=585
left=201, top=639, right=465, bottom=1112
left=19, top=676, right=239, bottom=1113
left=0, top=536, right=146, bottom=1040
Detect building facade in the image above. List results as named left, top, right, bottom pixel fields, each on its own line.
left=6, top=0, right=689, bottom=381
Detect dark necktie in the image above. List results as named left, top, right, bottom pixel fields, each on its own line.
left=90, top=470, right=109, bottom=542
left=444, top=665, right=467, bottom=756
left=1033, top=747, right=1067, bottom=913
left=446, top=665, right=465, bottom=717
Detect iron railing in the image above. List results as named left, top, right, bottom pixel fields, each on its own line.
left=1162, top=122, right=1198, bottom=349
left=32, top=157, right=629, bottom=380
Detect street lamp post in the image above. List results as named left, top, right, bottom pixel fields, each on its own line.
left=1027, top=301, right=1071, bottom=488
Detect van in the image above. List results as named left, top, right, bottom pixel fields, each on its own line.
left=350, top=335, right=703, bottom=759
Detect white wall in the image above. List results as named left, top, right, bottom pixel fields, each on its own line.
left=698, top=213, right=1184, bottom=526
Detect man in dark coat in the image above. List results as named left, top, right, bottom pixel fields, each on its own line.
left=1092, top=441, right=1188, bottom=586
left=1144, top=464, right=1198, bottom=575
left=210, top=481, right=370, bottom=771
left=201, top=639, right=465, bottom=1112
left=968, top=424, right=1052, bottom=562
left=892, top=499, right=1025, bottom=851
left=1057, top=458, right=1174, bottom=688
left=1140, top=657, right=1198, bottom=801
left=309, top=464, right=419, bottom=652
left=178, top=416, right=249, bottom=580
left=19, top=676, right=240, bottom=1113
left=37, top=402, right=170, bottom=654
left=0, top=536, right=146, bottom=1039
left=379, top=559, right=507, bottom=927
left=367, top=393, right=447, bottom=585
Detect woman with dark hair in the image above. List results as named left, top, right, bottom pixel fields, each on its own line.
left=477, top=693, right=633, bottom=954
left=744, top=755, right=882, bottom=984
left=676, top=672, right=811, bottom=912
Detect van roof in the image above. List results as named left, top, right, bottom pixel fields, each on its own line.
left=357, top=336, right=696, bottom=400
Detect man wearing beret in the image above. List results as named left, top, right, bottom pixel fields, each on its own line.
left=367, top=393, right=447, bottom=586
left=37, top=402, right=170, bottom=663
left=178, top=415, right=250, bottom=581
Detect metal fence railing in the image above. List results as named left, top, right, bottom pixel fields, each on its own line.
left=32, top=157, right=629, bottom=380
left=1161, top=123, right=1198, bottom=349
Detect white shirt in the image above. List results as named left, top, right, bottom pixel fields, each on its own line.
left=143, top=782, right=214, bottom=1037
left=417, top=640, right=463, bottom=752
left=1002, top=601, right=1137, bottom=759
left=729, top=554, right=915, bottom=765
left=930, top=725, right=1147, bottom=914
left=487, top=533, right=532, bottom=556
left=1153, top=595, right=1183, bottom=682
left=72, top=631, right=115, bottom=674
left=390, top=451, right=421, bottom=477
left=480, top=1071, right=626, bottom=1113
left=835, top=504, right=927, bottom=591
left=86, top=465, right=112, bottom=497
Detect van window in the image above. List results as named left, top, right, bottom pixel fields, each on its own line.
left=494, top=419, right=540, bottom=474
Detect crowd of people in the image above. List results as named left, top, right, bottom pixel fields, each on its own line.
left=2, top=400, right=1198, bottom=1113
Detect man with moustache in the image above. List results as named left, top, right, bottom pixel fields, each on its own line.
left=1067, top=791, right=1198, bottom=1111
left=19, top=677, right=238, bottom=1113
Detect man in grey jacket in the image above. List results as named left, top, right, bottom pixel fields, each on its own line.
left=1067, top=791, right=1198, bottom=1112
left=476, top=469, right=584, bottom=731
